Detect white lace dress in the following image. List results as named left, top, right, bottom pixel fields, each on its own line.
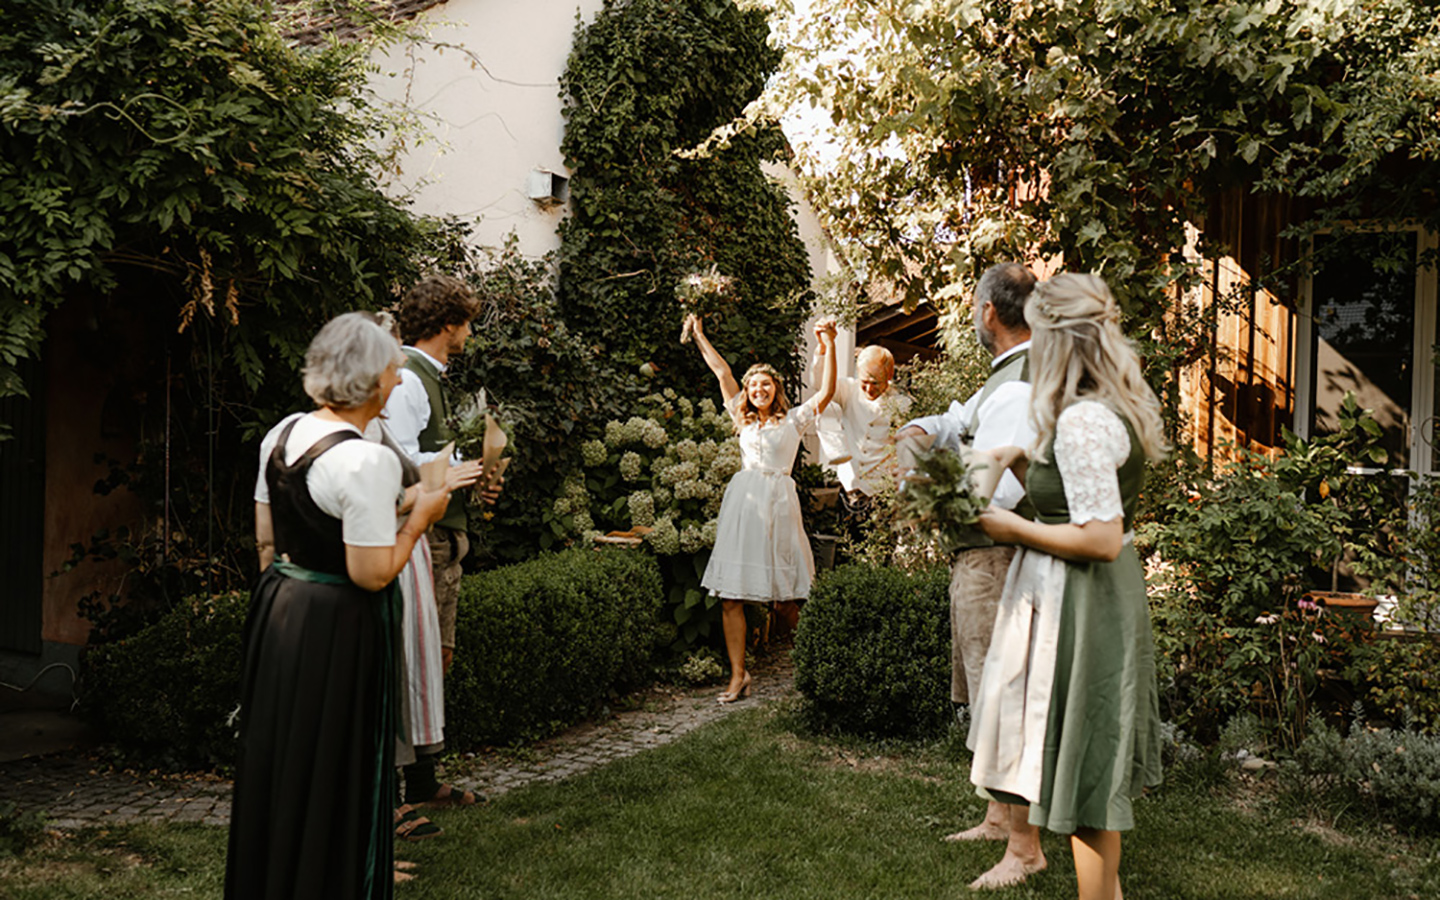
left=700, top=394, right=819, bottom=602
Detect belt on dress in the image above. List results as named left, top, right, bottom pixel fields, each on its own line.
left=744, top=466, right=789, bottom=477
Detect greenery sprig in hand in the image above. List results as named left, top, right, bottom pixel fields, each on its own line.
left=894, top=447, right=998, bottom=554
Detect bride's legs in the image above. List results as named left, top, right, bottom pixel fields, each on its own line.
left=720, top=599, right=747, bottom=697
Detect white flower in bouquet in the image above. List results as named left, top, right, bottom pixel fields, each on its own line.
left=628, top=491, right=656, bottom=527
left=676, top=264, right=735, bottom=344
left=646, top=516, right=681, bottom=555
left=619, top=451, right=645, bottom=481
left=581, top=439, right=608, bottom=467
left=674, top=438, right=699, bottom=462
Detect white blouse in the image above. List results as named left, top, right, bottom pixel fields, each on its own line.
left=254, top=412, right=404, bottom=548
left=1053, top=401, right=1130, bottom=526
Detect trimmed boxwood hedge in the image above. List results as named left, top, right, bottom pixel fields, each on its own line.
left=444, top=546, right=664, bottom=750
left=793, top=563, right=952, bottom=739
left=80, top=591, right=248, bottom=769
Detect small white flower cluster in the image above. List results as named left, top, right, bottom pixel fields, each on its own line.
left=581, top=439, right=608, bottom=467
left=646, top=516, right=681, bottom=555
left=628, top=490, right=656, bottom=527
left=619, top=451, right=645, bottom=481
left=604, top=416, right=668, bottom=449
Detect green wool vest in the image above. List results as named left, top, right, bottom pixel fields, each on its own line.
left=402, top=348, right=468, bottom=532
left=957, top=347, right=1036, bottom=551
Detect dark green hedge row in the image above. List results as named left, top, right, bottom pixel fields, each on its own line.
left=793, top=564, right=952, bottom=739
left=80, top=591, right=248, bottom=769
left=444, top=546, right=664, bottom=750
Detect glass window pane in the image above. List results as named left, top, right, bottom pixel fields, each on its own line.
left=1311, top=231, right=1417, bottom=466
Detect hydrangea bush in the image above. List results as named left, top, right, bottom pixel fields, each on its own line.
left=558, top=390, right=741, bottom=648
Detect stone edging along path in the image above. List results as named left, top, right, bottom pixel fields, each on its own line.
left=0, top=653, right=794, bottom=830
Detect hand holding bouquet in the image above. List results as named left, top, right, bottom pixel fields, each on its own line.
left=894, top=445, right=997, bottom=554
left=676, top=264, right=734, bottom=343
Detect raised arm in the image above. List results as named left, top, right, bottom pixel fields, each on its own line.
left=686, top=314, right=740, bottom=405
left=811, top=320, right=837, bottom=415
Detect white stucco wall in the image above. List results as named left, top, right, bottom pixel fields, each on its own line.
left=370, top=0, right=608, bottom=260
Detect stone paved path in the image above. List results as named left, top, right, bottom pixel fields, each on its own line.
left=0, top=651, right=793, bottom=830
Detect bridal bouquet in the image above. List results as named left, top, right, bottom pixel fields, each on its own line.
left=676, top=264, right=734, bottom=343
left=894, top=446, right=995, bottom=554
left=446, top=388, right=511, bottom=495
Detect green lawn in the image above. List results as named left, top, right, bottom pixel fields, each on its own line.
left=3, top=705, right=1438, bottom=899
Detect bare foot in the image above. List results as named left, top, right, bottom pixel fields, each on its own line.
left=944, top=821, right=1008, bottom=842
left=968, top=851, right=1047, bottom=890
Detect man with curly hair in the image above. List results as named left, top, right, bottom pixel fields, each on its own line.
left=383, top=273, right=489, bottom=810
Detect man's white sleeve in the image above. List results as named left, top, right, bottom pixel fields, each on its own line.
left=971, top=381, right=1035, bottom=511
left=382, top=370, right=449, bottom=467
left=903, top=395, right=974, bottom=453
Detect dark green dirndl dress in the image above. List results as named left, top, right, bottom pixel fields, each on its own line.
left=225, top=420, right=400, bottom=900
left=969, top=404, right=1163, bottom=833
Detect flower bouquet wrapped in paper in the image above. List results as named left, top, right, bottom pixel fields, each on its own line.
left=447, top=388, right=511, bottom=498
left=676, top=264, right=734, bottom=343
left=894, top=444, right=1003, bottom=554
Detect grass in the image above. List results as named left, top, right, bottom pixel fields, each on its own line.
left=3, top=703, right=1439, bottom=899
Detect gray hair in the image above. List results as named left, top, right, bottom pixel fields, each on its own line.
left=302, top=312, right=404, bottom=409
left=974, top=263, right=1036, bottom=351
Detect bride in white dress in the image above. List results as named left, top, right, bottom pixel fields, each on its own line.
left=685, top=314, right=837, bottom=703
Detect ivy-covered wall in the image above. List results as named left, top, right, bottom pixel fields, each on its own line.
left=450, top=0, right=816, bottom=564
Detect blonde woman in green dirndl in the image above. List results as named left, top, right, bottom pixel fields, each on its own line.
left=968, top=273, right=1167, bottom=900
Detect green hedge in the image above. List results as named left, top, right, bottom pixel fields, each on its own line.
left=80, top=591, right=247, bottom=769
left=793, top=563, right=952, bottom=739
left=445, top=547, right=664, bottom=750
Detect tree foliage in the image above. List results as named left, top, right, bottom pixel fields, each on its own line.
left=728, top=0, right=1440, bottom=348
left=0, top=0, right=456, bottom=413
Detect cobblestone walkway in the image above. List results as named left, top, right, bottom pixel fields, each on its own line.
left=0, top=652, right=793, bottom=830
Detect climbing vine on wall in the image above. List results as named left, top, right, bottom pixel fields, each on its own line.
left=557, top=0, right=813, bottom=400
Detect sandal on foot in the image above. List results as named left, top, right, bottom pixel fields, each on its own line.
left=395, top=806, right=443, bottom=841
left=419, top=783, right=482, bottom=808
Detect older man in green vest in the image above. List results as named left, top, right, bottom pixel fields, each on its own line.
left=385, top=273, right=489, bottom=809
left=896, top=262, right=1044, bottom=889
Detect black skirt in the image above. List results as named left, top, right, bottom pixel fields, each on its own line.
left=225, top=565, right=395, bottom=900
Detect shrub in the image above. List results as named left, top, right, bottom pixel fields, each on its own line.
left=79, top=591, right=247, bottom=769
left=1282, top=715, right=1440, bottom=833
left=0, top=800, right=45, bottom=859
left=793, top=563, right=951, bottom=739
left=445, top=547, right=664, bottom=749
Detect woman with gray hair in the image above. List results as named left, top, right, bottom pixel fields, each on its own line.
left=968, top=273, right=1166, bottom=900
left=226, top=312, right=459, bottom=900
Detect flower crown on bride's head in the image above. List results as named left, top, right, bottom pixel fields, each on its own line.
left=741, top=363, right=783, bottom=389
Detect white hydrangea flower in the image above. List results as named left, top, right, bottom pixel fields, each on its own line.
left=552, top=496, right=573, bottom=516
left=699, top=398, right=718, bottom=416
left=701, top=519, right=718, bottom=546
left=563, top=479, right=588, bottom=501
left=681, top=416, right=696, bottom=432
left=652, top=485, right=673, bottom=507
left=604, top=420, right=625, bottom=448
left=619, top=451, right=645, bottom=481
left=628, top=491, right=656, bottom=527
left=674, top=438, right=699, bottom=462
left=697, top=440, right=719, bottom=467
left=642, top=419, right=667, bottom=448
left=622, top=416, right=649, bottom=444
left=678, top=397, right=694, bottom=417
left=663, top=388, right=677, bottom=400
left=679, top=523, right=706, bottom=554
left=704, top=494, right=724, bottom=517
left=660, top=460, right=700, bottom=486
left=581, top=439, right=608, bottom=467
left=572, top=508, right=594, bottom=534
left=646, top=517, right=680, bottom=555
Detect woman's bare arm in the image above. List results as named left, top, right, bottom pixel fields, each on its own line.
left=811, top=323, right=837, bottom=415
left=977, top=507, right=1124, bottom=563
left=255, top=502, right=275, bottom=570
left=686, top=314, right=740, bottom=405
left=345, top=487, right=451, bottom=592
